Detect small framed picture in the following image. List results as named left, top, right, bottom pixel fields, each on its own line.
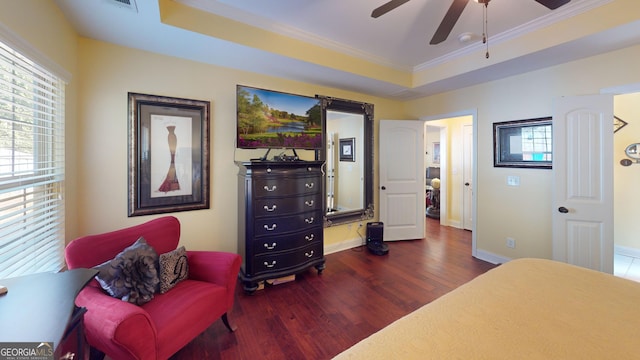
left=339, top=137, right=355, bottom=162
left=432, top=142, right=440, bottom=164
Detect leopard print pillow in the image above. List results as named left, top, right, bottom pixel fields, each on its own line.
left=158, top=246, right=189, bottom=293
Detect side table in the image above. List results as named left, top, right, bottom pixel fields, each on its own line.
left=0, top=268, right=97, bottom=359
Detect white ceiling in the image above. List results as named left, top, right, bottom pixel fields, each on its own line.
left=53, top=0, right=640, bottom=99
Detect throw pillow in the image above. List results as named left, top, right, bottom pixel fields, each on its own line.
left=158, top=246, right=189, bottom=293
left=94, top=237, right=160, bottom=305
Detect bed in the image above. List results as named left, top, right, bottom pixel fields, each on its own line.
left=333, top=258, right=640, bottom=359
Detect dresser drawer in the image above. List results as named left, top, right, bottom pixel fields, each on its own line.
left=254, top=193, right=322, bottom=217
left=253, top=176, right=321, bottom=198
left=250, top=164, right=323, bottom=177
left=255, top=210, right=322, bottom=236
left=253, top=227, right=322, bottom=255
left=251, top=242, right=323, bottom=276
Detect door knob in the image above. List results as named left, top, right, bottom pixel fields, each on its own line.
left=381, top=186, right=386, bottom=190
left=464, top=182, right=470, bottom=186
left=558, top=207, right=569, bottom=213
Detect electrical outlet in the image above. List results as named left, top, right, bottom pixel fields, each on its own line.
left=506, top=237, right=516, bottom=249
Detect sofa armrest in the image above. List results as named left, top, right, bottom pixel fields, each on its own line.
left=187, top=251, right=241, bottom=308
left=76, top=286, right=158, bottom=360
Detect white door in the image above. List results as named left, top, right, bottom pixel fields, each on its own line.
left=552, top=94, right=614, bottom=273
left=379, top=120, right=425, bottom=241
left=462, top=124, right=473, bottom=230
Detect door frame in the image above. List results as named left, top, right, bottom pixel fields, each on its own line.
left=421, top=109, right=478, bottom=257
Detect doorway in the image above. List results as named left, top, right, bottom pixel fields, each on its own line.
left=423, top=115, right=474, bottom=232
left=612, top=90, right=640, bottom=281
left=378, top=112, right=477, bottom=255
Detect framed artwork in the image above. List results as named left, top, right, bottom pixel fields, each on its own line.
left=128, top=92, right=210, bottom=216
left=432, top=142, right=440, bottom=164
left=339, top=137, right=355, bottom=162
left=493, top=117, right=552, bottom=169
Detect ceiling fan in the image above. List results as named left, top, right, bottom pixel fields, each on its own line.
left=371, top=0, right=571, bottom=45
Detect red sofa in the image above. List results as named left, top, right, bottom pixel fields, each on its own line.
left=65, top=216, right=241, bottom=360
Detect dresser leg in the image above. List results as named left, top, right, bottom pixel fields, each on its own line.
left=315, top=262, right=326, bottom=274
left=243, top=281, right=258, bottom=295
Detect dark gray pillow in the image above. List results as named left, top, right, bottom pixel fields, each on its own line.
left=94, top=237, right=160, bottom=305
left=158, top=246, right=189, bottom=293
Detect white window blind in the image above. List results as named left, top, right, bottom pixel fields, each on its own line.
left=0, top=39, right=66, bottom=279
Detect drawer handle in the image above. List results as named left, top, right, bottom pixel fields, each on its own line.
left=305, top=200, right=314, bottom=207
left=267, top=168, right=272, bottom=173
left=264, top=224, right=277, bottom=231
left=264, top=204, right=277, bottom=212
left=305, top=182, right=314, bottom=189
left=305, top=217, right=314, bottom=224
left=305, top=251, right=314, bottom=258
left=264, top=185, right=277, bottom=192
left=305, top=234, right=315, bottom=241
left=307, top=167, right=312, bottom=172
left=264, top=242, right=277, bottom=250
left=264, top=261, right=277, bottom=268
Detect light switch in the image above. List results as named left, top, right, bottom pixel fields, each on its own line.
left=507, top=175, right=520, bottom=187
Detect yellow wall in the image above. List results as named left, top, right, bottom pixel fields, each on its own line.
left=405, top=44, right=640, bottom=261
left=75, top=38, right=403, bottom=253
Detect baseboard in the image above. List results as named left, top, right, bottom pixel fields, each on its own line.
left=324, top=237, right=364, bottom=255
left=474, top=248, right=511, bottom=265
left=615, top=245, right=640, bottom=258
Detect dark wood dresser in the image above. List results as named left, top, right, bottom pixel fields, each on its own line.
left=237, top=160, right=325, bottom=293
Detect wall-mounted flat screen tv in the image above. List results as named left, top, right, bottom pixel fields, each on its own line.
left=236, top=85, right=323, bottom=150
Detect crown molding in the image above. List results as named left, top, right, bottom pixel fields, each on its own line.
left=178, top=0, right=412, bottom=72
left=414, top=0, right=613, bottom=72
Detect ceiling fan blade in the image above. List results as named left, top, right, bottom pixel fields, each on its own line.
left=534, top=0, right=571, bottom=10
left=371, top=0, right=411, bottom=18
left=430, top=0, right=470, bottom=45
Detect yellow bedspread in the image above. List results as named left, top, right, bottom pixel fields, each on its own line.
left=333, top=258, right=640, bottom=359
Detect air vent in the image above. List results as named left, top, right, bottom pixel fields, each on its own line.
left=104, top=0, right=138, bottom=13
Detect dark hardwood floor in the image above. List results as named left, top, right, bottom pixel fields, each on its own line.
left=170, top=218, right=496, bottom=360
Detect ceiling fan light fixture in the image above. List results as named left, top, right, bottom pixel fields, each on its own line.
left=458, top=32, right=475, bottom=43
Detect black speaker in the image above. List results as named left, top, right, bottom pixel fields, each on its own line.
left=366, top=222, right=388, bottom=256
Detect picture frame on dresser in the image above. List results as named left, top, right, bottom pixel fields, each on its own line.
left=128, top=92, right=210, bottom=216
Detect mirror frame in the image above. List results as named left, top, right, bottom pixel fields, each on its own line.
left=318, top=96, right=374, bottom=226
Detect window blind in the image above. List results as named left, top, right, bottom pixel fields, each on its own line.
left=0, top=39, right=66, bottom=279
